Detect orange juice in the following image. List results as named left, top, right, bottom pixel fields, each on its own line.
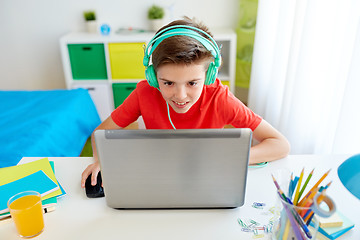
left=9, top=193, right=44, bottom=238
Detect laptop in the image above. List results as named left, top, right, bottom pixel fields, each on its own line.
left=94, top=128, right=252, bottom=209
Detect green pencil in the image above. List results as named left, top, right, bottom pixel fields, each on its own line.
left=297, top=168, right=314, bottom=200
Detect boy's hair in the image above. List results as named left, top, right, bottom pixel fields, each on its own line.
left=151, top=17, right=216, bottom=72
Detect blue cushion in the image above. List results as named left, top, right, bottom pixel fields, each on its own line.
left=0, top=89, right=101, bottom=167
left=338, top=153, right=360, bottom=200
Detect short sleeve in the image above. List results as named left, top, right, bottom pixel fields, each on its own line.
left=221, top=89, right=262, bottom=131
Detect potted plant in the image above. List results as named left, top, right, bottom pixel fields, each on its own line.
left=84, top=10, right=97, bottom=33
left=147, top=5, right=165, bottom=31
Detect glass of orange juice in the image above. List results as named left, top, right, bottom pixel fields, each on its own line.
left=7, top=191, right=44, bottom=238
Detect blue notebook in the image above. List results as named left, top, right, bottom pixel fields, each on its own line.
left=49, top=161, right=66, bottom=197
left=0, top=170, right=59, bottom=214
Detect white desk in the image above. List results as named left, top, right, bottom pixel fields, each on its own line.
left=1, top=155, right=359, bottom=239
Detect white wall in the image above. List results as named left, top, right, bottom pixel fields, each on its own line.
left=0, top=0, right=238, bottom=90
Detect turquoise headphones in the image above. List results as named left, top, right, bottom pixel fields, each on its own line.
left=143, top=25, right=222, bottom=88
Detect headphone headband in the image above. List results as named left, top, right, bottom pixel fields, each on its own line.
left=148, top=30, right=218, bottom=62
left=143, top=25, right=221, bottom=67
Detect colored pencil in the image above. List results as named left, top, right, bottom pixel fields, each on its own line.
left=315, top=182, right=332, bottom=204
left=271, top=174, right=293, bottom=240
left=304, top=209, right=314, bottom=223
left=293, top=168, right=304, bottom=205
left=306, top=212, right=315, bottom=226
left=298, top=169, right=331, bottom=206
left=272, top=175, right=311, bottom=239
left=290, top=176, right=299, bottom=199
left=271, top=174, right=288, bottom=201
left=285, top=197, right=313, bottom=239
left=303, top=188, right=326, bottom=223
left=299, top=187, right=319, bottom=207
left=282, top=221, right=290, bottom=240
left=300, top=200, right=313, bottom=218
left=298, top=168, right=314, bottom=201
left=302, top=205, right=313, bottom=220
left=272, top=174, right=282, bottom=191
left=301, top=181, right=332, bottom=220
left=316, top=189, right=327, bottom=205
left=288, top=172, right=294, bottom=197
left=324, top=181, right=332, bottom=190
left=276, top=191, right=306, bottom=240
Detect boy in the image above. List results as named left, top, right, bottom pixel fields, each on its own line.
left=81, top=17, right=290, bottom=188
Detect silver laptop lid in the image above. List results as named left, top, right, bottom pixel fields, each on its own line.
left=94, top=128, right=252, bottom=209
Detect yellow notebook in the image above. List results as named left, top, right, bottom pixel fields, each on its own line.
left=318, top=212, right=343, bottom=228
left=0, top=158, right=63, bottom=199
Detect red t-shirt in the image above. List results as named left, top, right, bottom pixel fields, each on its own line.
left=111, top=79, right=262, bottom=130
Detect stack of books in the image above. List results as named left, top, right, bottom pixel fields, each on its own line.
left=0, top=158, right=66, bottom=221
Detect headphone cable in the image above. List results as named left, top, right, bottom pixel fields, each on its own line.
left=166, top=102, right=177, bottom=130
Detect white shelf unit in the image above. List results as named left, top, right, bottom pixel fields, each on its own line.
left=59, top=30, right=236, bottom=121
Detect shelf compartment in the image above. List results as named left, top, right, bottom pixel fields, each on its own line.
left=112, top=82, right=137, bottom=108
left=68, top=44, right=107, bottom=80
left=108, top=43, right=145, bottom=79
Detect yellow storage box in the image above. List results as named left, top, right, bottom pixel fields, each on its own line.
left=109, top=43, right=146, bottom=79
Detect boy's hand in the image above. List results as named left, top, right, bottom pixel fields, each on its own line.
left=81, top=162, right=101, bottom=188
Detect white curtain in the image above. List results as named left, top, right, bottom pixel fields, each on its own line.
left=248, top=0, right=360, bottom=154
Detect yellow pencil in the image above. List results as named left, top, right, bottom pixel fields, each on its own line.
left=293, top=168, right=304, bottom=205
left=298, top=169, right=331, bottom=206
left=282, top=221, right=290, bottom=240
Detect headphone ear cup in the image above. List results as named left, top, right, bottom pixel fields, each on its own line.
left=145, top=65, right=159, bottom=88
left=205, top=62, right=218, bottom=85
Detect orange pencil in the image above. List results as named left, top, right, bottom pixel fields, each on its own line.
left=315, top=181, right=332, bottom=204
left=303, top=189, right=327, bottom=223
left=299, top=187, right=319, bottom=207
left=316, top=189, right=327, bottom=204
left=304, top=209, right=314, bottom=223
left=300, top=181, right=332, bottom=218
left=298, top=169, right=330, bottom=205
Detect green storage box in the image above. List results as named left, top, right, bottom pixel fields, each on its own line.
left=68, top=44, right=107, bottom=80
left=112, top=83, right=137, bottom=108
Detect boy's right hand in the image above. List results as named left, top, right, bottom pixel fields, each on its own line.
left=81, top=162, right=101, bottom=188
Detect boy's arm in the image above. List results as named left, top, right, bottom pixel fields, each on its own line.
left=249, top=119, right=290, bottom=164
left=81, top=116, right=122, bottom=188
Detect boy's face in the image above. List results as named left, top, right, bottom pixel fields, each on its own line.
left=156, top=63, right=206, bottom=114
